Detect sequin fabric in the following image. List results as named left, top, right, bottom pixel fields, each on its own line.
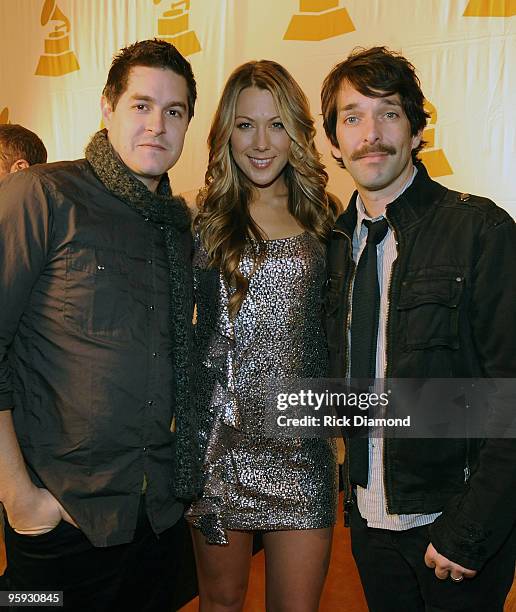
left=185, top=232, right=338, bottom=544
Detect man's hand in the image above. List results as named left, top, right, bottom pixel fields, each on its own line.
left=424, top=543, right=477, bottom=581
left=0, top=411, right=79, bottom=536
left=5, top=485, right=78, bottom=536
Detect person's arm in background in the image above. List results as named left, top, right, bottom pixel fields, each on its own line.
left=0, top=172, right=75, bottom=534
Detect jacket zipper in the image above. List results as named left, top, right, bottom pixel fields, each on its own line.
left=464, top=387, right=471, bottom=482
left=332, top=227, right=356, bottom=526
left=382, top=216, right=399, bottom=514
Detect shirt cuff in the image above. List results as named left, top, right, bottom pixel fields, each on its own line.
left=0, top=393, right=14, bottom=410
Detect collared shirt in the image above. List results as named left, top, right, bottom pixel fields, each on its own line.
left=0, top=160, right=186, bottom=546
left=352, top=167, right=440, bottom=529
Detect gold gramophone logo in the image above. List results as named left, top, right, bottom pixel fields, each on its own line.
left=419, top=100, right=453, bottom=178
left=154, top=0, right=201, bottom=57
left=463, top=0, right=515, bottom=16
left=284, top=0, right=355, bottom=41
left=0, top=108, right=9, bottom=125
left=35, top=0, right=80, bottom=77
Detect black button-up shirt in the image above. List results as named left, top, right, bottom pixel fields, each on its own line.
left=0, top=160, right=188, bottom=546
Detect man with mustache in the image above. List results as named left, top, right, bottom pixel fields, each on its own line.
left=321, top=47, right=515, bottom=611
left=0, top=39, right=198, bottom=610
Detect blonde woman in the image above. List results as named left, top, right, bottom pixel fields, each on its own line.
left=186, top=60, right=339, bottom=612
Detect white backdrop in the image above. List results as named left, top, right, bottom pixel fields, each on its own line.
left=0, top=0, right=514, bottom=214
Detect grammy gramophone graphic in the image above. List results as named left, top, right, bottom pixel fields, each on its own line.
left=0, top=108, right=9, bottom=125
left=154, top=0, right=201, bottom=57
left=463, top=0, right=515, bottom=16
left=419, top=100, right=453, bottom=178
left=35, top=0, right=80, bottom=77
left=284, top=0, right=355, bottom=41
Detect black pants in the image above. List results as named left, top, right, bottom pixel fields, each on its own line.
left=350, top=503, right=515, bottom=612
left=4, top=500, right=185, bottom=612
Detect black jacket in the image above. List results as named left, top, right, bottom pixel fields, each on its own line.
left=325, top=163, right=516, bottom=570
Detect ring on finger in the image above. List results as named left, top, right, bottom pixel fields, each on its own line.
left=450, top=574, right=464, bottom=583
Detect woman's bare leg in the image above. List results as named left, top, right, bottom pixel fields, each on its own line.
left=263, top=527, right=333, bottom=612
left=191, top=527, right=254, bottom=612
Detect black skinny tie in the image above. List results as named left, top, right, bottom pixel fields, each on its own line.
left=351, top=218, right=389, bottom=380
left=349, top=218, right=388, bottom=487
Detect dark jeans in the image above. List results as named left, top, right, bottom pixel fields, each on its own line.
left=4, top=499, right=185, bottom=611
left=350, top=502, right=515, bottom=612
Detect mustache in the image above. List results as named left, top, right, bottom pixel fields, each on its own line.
left=351, top=144, right=396, bottom=161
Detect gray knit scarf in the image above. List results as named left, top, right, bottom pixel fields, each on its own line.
left=85, top=129, right=198, bottom=500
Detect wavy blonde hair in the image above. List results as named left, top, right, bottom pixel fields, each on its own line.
left=196, top=60, right=336, bottom=319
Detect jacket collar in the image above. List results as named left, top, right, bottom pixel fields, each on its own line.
left=334, top=163, right=448, bottom=238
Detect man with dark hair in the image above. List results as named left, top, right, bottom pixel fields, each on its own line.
left=0, top=124, right=47, bottom=179
left=0, top=39, right=198, bottom=611
left=321, top=47, right=515, bottom=611
left=102, top=38, right=197, bottom=122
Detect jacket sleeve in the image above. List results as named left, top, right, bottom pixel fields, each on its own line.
left=429, top=209, right=516, bottom=570
left=0, top=172, right=51, bottom=410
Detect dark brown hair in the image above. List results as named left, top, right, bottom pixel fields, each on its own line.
left=321, top=46, right=429, bottom=165
left=102, top=39, right=197, bottom=120
left=0, top=124, right=47, bottom=170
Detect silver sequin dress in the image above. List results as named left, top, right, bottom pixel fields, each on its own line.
left=186, top=232, right=338, bottom=544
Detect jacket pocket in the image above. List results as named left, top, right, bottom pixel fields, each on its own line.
left=64, top=243, right=131, bottom=340
left=397, top=276, right=464, bottom=350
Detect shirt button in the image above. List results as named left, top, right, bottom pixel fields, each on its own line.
left=152, top=352, right=158, bottom=358
left=144, top=217, right=150, bottom=222
left=97, top=265, right=105, bottom=271
left=143, top=447, right=147, bottom=452
left=147, top=259, right=153, bottom=265
left=148, top=305, right=155, bottom=311
left=147, top=400, right=154, bottom=406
